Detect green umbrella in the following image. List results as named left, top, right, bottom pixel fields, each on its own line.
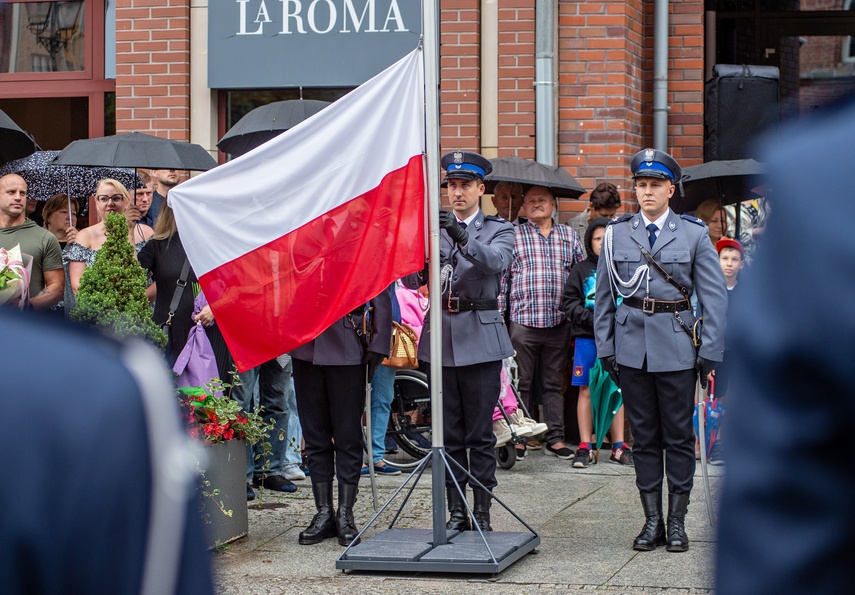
left=588, top=358, right=623, bottom=462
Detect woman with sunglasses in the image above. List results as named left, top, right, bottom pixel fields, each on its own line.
left=64, top=179, right=153, bottom=312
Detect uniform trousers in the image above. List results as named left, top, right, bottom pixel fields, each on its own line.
left=619, top=362, right=697, bottom=495
left=292, top=359, right=364, bottom=486
left=428, top=360, right=501, bottom=490
left=509, top=321, right=572, bottom=445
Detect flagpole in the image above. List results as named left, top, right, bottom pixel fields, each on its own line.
left=421, top=0, right=447, bottom=548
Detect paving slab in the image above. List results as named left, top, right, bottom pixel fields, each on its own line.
left=214, top=448, right=719, bottom=594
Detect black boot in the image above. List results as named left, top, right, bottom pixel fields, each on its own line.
left=666, top=493, right=690, bottom=552
left=298, top=482, right=336, bottom=545
left=336, top=483, right=360, bottom=546
left=472, top=488, right=493, bottom=532
left=446, top=486, right=471, bottom=531
left=633, top=491, right=665, bottom=551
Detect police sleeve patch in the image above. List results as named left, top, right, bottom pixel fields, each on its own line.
left=608, top=214, right=633, bottom=226
left=680, top=214, right=705, bottom=226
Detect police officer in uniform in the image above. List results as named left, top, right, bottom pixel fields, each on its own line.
left=594, top=149, right=727, bottom=552
left=291, top=287, right=392, bottom=547
left=405, top=150, right=515, bottom=532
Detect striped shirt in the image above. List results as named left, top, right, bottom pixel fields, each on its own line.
left=500, top=221, right=583, bottom=328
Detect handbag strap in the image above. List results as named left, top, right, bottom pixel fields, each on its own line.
left=164, top=257, right=191, bottom=328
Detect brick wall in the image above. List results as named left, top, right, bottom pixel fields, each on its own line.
left=116, top=0, right=190, bottom=139
left=439, top=0, right=483, bottom=151
left=557, top=0, right=646, bottom=221
left=497, top=2, right=537, bottom=159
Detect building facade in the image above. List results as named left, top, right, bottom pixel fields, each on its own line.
left=2, top=0, right=854, bottom=221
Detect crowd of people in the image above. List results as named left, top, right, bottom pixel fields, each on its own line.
left=0, top=143, right=756, bottom=552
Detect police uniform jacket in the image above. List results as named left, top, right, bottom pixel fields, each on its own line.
left=290, top=286, right=393, bottom=365
left=593, top=209, right=727, bottom=373
left=404, top=210, right=515, bottom=366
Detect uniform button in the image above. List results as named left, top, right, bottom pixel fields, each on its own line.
left=453, top=275, right=458, bottom=280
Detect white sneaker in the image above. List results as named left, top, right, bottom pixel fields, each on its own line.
left=511, top=410, right=547, bottom=437
left=282, top=463, right=306, bottom=481
left=493, top=419, right=512, bottom=447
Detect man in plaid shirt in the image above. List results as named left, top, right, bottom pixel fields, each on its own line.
left=500, top=185, right=584, bottom=459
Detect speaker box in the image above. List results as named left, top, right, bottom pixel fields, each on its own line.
left=704, top=64, right=779, bottom=161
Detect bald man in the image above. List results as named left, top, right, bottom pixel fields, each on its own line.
left=0, top=174, right=63, bottom=310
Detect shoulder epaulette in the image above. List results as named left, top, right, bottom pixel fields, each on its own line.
left=484, top=215, right=507, bottom=223
left=607, top=214, right=632, bottom=225
left=680, top=214, right=705, bottom=226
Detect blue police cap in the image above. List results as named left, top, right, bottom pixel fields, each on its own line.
left=630, top=148, right=682, bottom=183
left=441, top=151, right=493, bottom=181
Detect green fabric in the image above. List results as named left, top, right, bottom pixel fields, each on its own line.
left=0, top=219, right=63, bottom=298
left=588, top=358, right=623, bottom=451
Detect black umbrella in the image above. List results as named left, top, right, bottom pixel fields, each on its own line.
left=52, top=132, right=217, bottom=171
left=0, top=108, right=39, bottom=165
left=483, top=155, right=587, bottom=199
left=670, top=159, right=765, bottom=214
left=0, top=151, right=144, bottom=202
left=217, top=99, right=331, bottom=157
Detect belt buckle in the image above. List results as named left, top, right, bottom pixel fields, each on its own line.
left=642, top=297, right=655, bottom=315
left=448, top=297, right=460, bottom=313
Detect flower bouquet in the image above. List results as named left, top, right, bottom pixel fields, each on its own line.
left=0, top=245, right=32, bottom=309
left=178, top=379, right=271, bottom=447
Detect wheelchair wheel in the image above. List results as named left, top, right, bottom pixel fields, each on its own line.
left=388, top=369, right=432, bottom=463
left=496, top=442, right=516, bottom=470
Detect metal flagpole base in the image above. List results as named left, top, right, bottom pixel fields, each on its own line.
left=336, top=447, right=540, bottom=574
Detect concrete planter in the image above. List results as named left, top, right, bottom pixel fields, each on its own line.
left=199, top=439, right=248, bottom=548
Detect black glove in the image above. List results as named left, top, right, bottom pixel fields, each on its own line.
left=600, top=356, right=620, bottom=388
left=696, top=356, right=717, bottom=390
left=364, top=351, right=386, bottom=383
left=421, top=260, right=429, bottom=282
left=438, top=210, right=469, bottom=246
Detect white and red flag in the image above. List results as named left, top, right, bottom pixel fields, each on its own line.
left=170, top=49, right=425, bottom=371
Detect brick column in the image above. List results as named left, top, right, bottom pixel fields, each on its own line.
left=439, top=0, right=482, bottom=152
left=557, top=0, right=646, bottom=220
left=116, top=0, right=191, bottom=140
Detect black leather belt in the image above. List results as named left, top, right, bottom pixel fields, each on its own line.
left=447, top=297, right=498, bottom=313
left=624, top=296, right=691, bottom=314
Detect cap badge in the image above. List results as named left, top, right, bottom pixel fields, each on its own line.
left=453, top=151, right=463, bottom=164
left=644, top=148, right=655, bottom=162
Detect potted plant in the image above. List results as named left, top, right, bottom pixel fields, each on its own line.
left=70, top=212, right=166, bottom=347
left=179, top=378, right=274, bottom=548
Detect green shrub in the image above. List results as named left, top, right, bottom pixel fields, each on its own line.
left=71, top=212, right=167, bottom=347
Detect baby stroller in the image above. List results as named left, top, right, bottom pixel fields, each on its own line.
left=494, top=357, right=548, bottom=470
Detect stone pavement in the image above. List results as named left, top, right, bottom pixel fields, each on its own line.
left=213, top=449, right=722, bottom=594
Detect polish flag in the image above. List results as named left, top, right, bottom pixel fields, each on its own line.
left=169, top=49, right=425, bottom=372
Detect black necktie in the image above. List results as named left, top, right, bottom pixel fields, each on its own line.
left=458, top=221, right=467, bottom=229
left=647, top=223, right=658, bottom=247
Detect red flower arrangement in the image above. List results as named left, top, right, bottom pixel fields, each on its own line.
left=178, top=382, right=270, bottom=446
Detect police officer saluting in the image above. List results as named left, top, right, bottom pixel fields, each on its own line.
left=594, top=149, right=727, bottom=552
left=405, top=150, right=515, bottom=532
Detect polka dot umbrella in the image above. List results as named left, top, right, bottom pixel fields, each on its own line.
left=0, top=150, right=144, bottom=203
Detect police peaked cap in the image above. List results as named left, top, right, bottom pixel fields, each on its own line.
left=630, top=148, right=682, bottom=183
left=441, top=151, right=493, bottom=181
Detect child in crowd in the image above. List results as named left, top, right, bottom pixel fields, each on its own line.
left=717, top=237, right=744, bottom=291
left=706, top=237, right=744, bottom=465
left=562, top=218, right=633, bottom=468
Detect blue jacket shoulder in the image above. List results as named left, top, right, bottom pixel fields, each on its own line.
left=607, top=214, right=633, bottom=225
left=680, top=214, right=705, bottom=226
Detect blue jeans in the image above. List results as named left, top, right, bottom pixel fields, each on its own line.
left=282, top=355, right=302, bottom=466
left=231, top=358, right=289, bottom=481
left=369, top=365, right=396, bottom=464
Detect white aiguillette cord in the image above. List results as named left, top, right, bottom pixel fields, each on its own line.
left=603, top=224, right=650, bottom=303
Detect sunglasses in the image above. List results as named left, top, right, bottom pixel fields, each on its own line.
left=96, top=194, right=124, bottom=204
